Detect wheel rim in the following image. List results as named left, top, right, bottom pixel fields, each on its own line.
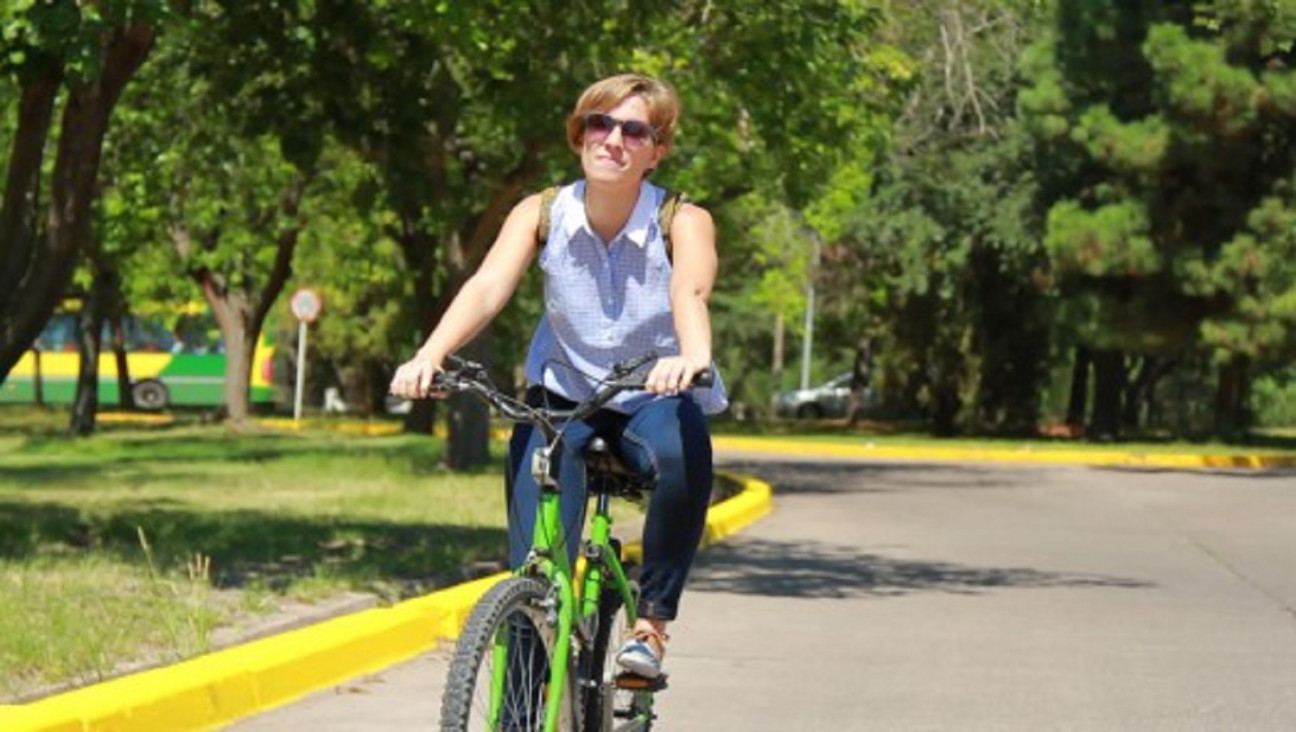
left=796, top=403, right=821, bottom=419
left=464, top=599, right=574, bottom=730
left=132, top=382, right=168, bottom=411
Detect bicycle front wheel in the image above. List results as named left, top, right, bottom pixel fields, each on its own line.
left=441, top=577, right=579, bottom=731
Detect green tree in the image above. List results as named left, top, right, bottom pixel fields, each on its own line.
left=101, top=15, right=321, bottom=425
left=187, top=0, right=903, bottom=462
left=1021, top=0, right=1296, bottom=437
left=834, top=0, right=1051, bottom=434
left=0, top=1, right=160, bottom=380
left=650, top=2, right=908, bottom=416
left=290, top=142, right=411, bottom=416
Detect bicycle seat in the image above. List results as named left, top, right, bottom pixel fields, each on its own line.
left=584, top=437, right=652, bottom=499
left=584, top=437, right=628, bottom=475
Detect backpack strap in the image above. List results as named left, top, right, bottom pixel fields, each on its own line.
left=657, top=190, right=687, bottom=261
left=534, top=185, right=688, bottom=262
left=534, top=186, right=561, bottom=248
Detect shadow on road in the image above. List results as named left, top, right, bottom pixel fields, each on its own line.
left=1093, top=465, right=1296, bottom=480
left=689, top=536, right=1153, bottom=600
left=718, top=459, right=1054, bottom=495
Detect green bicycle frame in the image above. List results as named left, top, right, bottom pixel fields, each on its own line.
left=486, top=451, right=639, bottom=732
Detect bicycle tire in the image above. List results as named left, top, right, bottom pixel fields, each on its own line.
left=441, top=577, right=580, bottom=731
left=581, top=580, right=654, bottom=732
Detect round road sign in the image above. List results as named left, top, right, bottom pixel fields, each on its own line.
left=290, top=288, right=322, bottom=323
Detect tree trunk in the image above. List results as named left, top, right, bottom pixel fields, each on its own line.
left=442, top=221, right=491, bottom=469
left=70, top=226, right=129, bottom=433
left=32, top=349, right=46, bottom=406
left=1142, top=358, right=1174, bottom=429
left=0, top=73, right=60, bottom=368
left=70, top=292, right=104, bottom=436
left=93, top=261, right=135, bottom=411
left=1065, top=345, right=1090, bottom=429
left=1120, top=356, right=1147, bottom=431
left=1214, top=354, right=1251, bottom=438
left=0, top=23, right=156, bottom=378
left=198, top=278, right=282, bottom=425
left=772, top=314, right=785, bottom=388
left=845, top=337, right=872, bottom=426
left=178, top=178, right=305, bottom=425
left=398, top=223, right=438, bottom=435
left=444, top=332, right=493, bottom=469
left=110, top=314, right=135, bottom=410
left=1088, top=349, right=1124, bottom=441
left=928, top=336, right=964, bottom=436
left=1121, top=355, right=1168, bottom=432
left=223, top=322, right=255, bottom=423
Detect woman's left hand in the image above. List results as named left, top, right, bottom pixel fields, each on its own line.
left=644, top=355, right=704, bottom=396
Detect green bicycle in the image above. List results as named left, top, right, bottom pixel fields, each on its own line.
left=435, top=355, right=709, bottom=732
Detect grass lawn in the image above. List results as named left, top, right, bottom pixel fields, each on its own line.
left=0, top=408, right=509, bottom=701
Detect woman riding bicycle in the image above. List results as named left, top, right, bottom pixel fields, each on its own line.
left=389, top=73, right=727, bottom=680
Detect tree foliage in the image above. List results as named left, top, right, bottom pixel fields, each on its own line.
left=10, top=1, right=1296, bottom=444
left=828, top=0, right=1051, bottom=434
left=0, top=0, right=160, bottom=378
left=1021, top=0, right=1296, bottom=435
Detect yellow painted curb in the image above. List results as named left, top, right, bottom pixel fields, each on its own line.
left=255, top=417, right=404, bottom=437
left=702, top=473, right=773, bottom=548
left=712, top=435, right=1296, bottom=470
left=0, top=471, right=772, bottom=732
left=97, top=412, right=175, bottom=425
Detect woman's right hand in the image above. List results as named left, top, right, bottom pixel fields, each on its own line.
left=389, top=353, right=446, bottom=400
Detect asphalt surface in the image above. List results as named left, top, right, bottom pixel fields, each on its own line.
left=231, top=454, right=1296, bottom=731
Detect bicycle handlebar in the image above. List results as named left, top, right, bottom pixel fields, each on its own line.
left=432, top=354, right=712, bottom=427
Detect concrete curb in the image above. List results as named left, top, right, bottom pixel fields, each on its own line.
left=712, top=435, right=1296, bottom=470
left=0, top=472, right=774, bottom=732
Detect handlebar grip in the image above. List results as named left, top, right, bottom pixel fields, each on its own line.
left=692, top=368, right=714, bottom=388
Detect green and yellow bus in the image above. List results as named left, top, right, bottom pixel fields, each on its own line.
left=0, top=309, right=277, bottom=410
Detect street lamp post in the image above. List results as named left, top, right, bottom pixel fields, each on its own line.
left=800, top=231, right=821, bottom=390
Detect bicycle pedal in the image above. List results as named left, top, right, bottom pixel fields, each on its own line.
left=614, top=672, right=668, bottom=692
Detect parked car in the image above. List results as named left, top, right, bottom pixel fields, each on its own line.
left=774, top=371, right=862, bottom=419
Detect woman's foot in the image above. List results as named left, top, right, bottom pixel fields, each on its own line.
left=615, top=619, right=669, bottom=678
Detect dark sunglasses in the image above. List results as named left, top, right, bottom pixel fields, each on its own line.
left=582, top=112, right=658, bottom=148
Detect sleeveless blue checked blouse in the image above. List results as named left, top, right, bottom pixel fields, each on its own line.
left=523, top=180, right=729, bottom=415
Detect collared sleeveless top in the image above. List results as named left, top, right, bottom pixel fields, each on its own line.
left=523, top=180, right=729, bottom=415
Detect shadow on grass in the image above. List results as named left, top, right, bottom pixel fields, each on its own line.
left=689, top=536, right=1153, bottom=600
left=0, top=499, right=508, bottom=599
left=0, top=432, right=464, bottom=490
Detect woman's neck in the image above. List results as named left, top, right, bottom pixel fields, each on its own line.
left=583, top=179, right=641, bottom=244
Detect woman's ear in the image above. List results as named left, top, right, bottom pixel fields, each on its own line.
left=645, top=144, right=668, bottom=176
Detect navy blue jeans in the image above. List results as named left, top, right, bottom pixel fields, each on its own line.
left=506, top=389, right=714, bottom=621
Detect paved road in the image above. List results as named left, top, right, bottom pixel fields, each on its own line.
left=232, top=456, right=1296, bottom=730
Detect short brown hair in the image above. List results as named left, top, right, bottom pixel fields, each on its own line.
left=566, top=74, right=681, bottom=153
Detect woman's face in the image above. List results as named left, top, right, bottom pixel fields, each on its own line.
left=579, top=95, right=664, bottom=185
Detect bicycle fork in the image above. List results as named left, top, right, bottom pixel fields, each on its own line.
left=488, top=446, right=583, bottom=732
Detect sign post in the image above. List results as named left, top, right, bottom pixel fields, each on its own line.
left=289, top=288, right=322, bottom=422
